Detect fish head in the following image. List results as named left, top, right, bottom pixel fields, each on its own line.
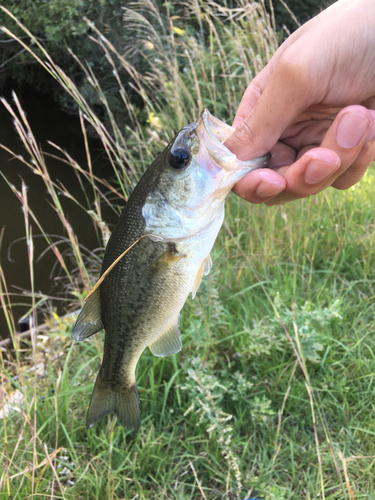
left=143, top=110, right=270, bottom=240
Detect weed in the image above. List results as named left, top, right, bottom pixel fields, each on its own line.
left=0, top=1, right=374, bottom=499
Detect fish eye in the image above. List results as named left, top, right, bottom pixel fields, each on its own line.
left=168, top=148, right=191, bottom=170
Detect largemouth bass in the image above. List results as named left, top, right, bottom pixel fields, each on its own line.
left=72, top=110, right=269, bottom=430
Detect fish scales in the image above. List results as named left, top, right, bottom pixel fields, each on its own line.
left=71, top=110, right=270, bottom=430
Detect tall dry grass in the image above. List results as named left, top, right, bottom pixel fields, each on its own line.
left=0, top=1, right=374, bottom=499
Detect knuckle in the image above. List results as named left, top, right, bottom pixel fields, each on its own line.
left=277, top=51, right=309, bottom=86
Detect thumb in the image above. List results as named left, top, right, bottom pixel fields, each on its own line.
left=225, top=58, right=310, bottom=161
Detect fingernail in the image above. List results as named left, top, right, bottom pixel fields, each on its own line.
left=336, top=112, right=370, bottom=148
left=255, top=180, right=284, bottom=198
left=305, top=160, right=339, bottom=185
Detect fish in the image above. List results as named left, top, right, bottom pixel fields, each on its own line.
left=71, top=110, right=270, bottom=430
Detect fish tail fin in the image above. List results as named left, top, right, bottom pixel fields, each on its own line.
left=86, top=369, right=141, bottom=431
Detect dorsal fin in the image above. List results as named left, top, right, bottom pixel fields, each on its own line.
left=148, top=318, right=182, bottom=357
left=72, top=287, right=103, bottom=341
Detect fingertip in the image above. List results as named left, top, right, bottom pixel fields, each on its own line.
left=255, top=179, right=286, bottom=198
left=233, top=169, right=286, bottom=203
left=335, top=106, right=371, bottom=149
left=283, top=147, right=341, bottom=192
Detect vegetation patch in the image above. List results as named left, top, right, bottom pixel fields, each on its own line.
left=0, top=1, right=374, bottom=499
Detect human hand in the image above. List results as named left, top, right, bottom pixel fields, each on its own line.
left=225, top=0, right=375, bottom=205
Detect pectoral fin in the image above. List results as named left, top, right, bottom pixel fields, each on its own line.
left=145, top=243, right=185, bottom=277
left=148, top=318, right=182, bottom=357
left=191, top=254, right=212, bottom=299
left=72, top=287, right=103, bottom=341
left=203, top=253, right=212, bottom=276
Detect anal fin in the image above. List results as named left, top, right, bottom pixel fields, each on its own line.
left=72, top=287, right=103, bottom=341
left=148, top=318, right=182, bottom=357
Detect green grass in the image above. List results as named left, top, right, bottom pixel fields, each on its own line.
left=1, top=174, right=374, bottom=499
left=0, top=1, right=375, bottom=498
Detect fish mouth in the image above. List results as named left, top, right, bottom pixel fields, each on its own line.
left=201, top=109, right=235, bottom=144
left=198, top=109, right=270, bottom=172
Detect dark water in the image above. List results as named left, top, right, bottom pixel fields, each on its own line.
left=0, top=87, right=115, bottom=339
